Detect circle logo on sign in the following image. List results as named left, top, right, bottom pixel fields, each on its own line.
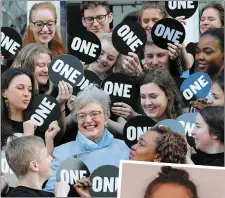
left=112, top=22, right=147, bottom=55
left=68, top=30, right=102, bottom=64
left=176, top=112, right=197, bottom=136
left=90, top=165, right=119, bottom=197
left=1, top=27, right=22, bottom=60
left=165, top=1, right=198, bottom=19
left=73, top=70, right=101, bottom=96
left=48, top=54, right=84, bottom=87
left=123, top=116, right=156, bottom=148
left=101, top=73, right=135, bottom=104
left=1, top=151, right=18, bottom=187
left=24, top=94, right=61, bottom=132
left=151, top=18, right=186, bottom=50
left=155, top=119, right=186, bottom=136
left=56, top=158, right=90, bottom=185
left=180, top=72, right=211, bottom=101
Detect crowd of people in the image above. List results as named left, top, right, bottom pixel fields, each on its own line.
left=1, top=1, right=224, bottom=197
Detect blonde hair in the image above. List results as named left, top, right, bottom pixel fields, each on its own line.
left=5, top=136, right=45, bottom=178
left=23, top=2, right=66, bottom=58
left=11, top=43, right=53, bottom=94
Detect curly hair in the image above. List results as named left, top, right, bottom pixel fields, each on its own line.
left=156, top=132, right=187, bottom=164
left=144, top=166, right=199, bottom=198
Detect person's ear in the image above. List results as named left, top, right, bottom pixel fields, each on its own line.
left=108, top=12, right=113, bottom=23
left=29, top=161, right=39, bottom=172
left=212, top=135, right=219, bottom=141
left=82, top=18, right=87, bottom=28
left=153, top=154, right=161, bottom=162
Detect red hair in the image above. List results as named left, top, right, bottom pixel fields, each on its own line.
left=23, top=2, right=66, bottom=58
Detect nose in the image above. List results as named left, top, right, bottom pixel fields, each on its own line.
left=41, top=24, right=49, bottom=31
left=144, top=97, right=152, bottom=106
left=43, top=65, right=48, bottom=73
left=191, top=128, right=196, bottom=136
left=201, top=18, right=209, bottom=25
left=147, top=20, right=154, bottom=30
left=197, top=52, right=205, bottom=61
left=131, top=143, right=138, bottom=151
left=152, top=56, right=159, bottom=66
left=92, top=18, right=100, bottom=26
left=23, top=89, right=30, bottom=97
left=85, top=114, right=93, bottom=122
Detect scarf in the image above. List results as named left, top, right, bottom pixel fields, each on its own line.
left=76, top=128, right=114, bottom=152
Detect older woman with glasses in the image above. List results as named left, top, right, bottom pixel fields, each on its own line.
left=44, top=87, right=130, bottom=193
left=23, top=2, right=66, bottom=58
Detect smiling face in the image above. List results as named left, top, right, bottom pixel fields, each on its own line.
left=140, top=83, right=168, bottom=122
left=209, top=81, right=224, bottom=106
left=33, top=53, right=51, bottom=85
left=140, top=8, right=164, bottom=37
left=82, top=5, right=113, bottom=35
left=129, top=130, right=160, bottom=161
left=144, top=44, right=170, bottom=69
left=77, top=102, right=107, bottom=142
left=191, top=113, right=215, bottom=152
left=200, top=8, right=223, bottom=34
left=89, top=40, right=119, bottom=77
left=2, top=74, right=32, bottom=112
left=195, top=35, right=224, bottom=76
left=30, top=8, right=56, bottom=45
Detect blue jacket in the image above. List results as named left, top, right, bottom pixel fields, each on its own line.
left=44, top=130, right=130, bottom=193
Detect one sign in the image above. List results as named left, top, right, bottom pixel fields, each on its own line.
left=155, top=119, right=186, bottom=136
left=48, top=54, right=84, bottom=87
left=56, top=158, right=90, bottom=185
left=123, top=116, right=156, bottom=148
left=180, top=72, right=211, bottom=101
left=1, top=151, right=18, bottom=187
left=151, top=18, right=185, bottom=50
left=68, top=30, right=102, bottom=64
left=1, top=27, right=22, bottom=60
left=112, top=22, right=147, bottom=55
left=24, top=94, right=61, bottom=132
left=101, top=73, right=135, bottom=104
left=90, top=165, right=119, bottom=197
left=73, top=70, right=101, bottom=95
left=165, top=1, right=198, bottom=19
left=176, top=112, right=197, bottom=136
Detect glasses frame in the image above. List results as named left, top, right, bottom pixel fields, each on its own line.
left=82, top=13, right=109, bottom=24
left=76, top=111, right=102, bottom=121
left=31, top=21, right=57, bottom=29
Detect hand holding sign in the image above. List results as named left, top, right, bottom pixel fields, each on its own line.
left=111, top=102, right=136, bottom=120
left=189, top=98, right=210, bottom=111
left=45, top=121, right=60, bottom=141
left=123, top=52, right=141, bottom=77
left=23, top=120, right=37, bottom=136
left=167, top=42, right=182, bottom=60
left=54, top=182, right=70, bottom=197
left=67, top=95, right=77, bottom=112
left=74, top=177, right=91, bottom=197
left=56, top=81, right=73, bottom=106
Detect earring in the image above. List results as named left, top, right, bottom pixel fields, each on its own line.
left=4, top=98, right=8, bottom=106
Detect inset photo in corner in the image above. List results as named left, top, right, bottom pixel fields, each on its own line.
left=118, top=161, right=225, bottom=198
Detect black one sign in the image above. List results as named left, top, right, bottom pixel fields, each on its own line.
left=151, top=18, right=186, bottom=50
left=68, top=30, right=102, bottom=64
left=112, top=22, right=147, bottom=55
left=1, top=27, right=22, bottom=60
left=165, top=1, right=198, bottom=19
left=24, top=94, right=61, bottom=132
left=101, top=73, right=135, bottom=104
left=48, top=54, right=84, bottom=87
left=73, top=70, right=101, bottom=96
left=123, top=116, right=156, bottom=148
left=90, top=165, right=119, bottom=197
left=56, top=158, right=90, bottom=185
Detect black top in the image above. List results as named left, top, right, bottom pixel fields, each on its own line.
left=186, top=42, right=198, bottom=75
left=191, top=152, right=224, bottom=167
left=7, top=186, right=54, bottom=197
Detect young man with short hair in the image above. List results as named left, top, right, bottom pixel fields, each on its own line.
left=5, top=136, right=70, bottom=197
left=80, top=1, right=113, bottom=35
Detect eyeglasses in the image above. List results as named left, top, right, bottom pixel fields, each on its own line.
left=83, top=14, right=109, bottom=24
left=31, top=21, right=56, bottom=29
left=76, top=111, right=102, bottom=121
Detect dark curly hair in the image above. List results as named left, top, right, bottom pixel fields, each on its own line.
left=156, top=132, right=187, bottom=164
left=144, top=166, right=199, bottom=198
left=140, top=68, right=184, bottom=119
left=80, top=1, right=111, bottom=17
